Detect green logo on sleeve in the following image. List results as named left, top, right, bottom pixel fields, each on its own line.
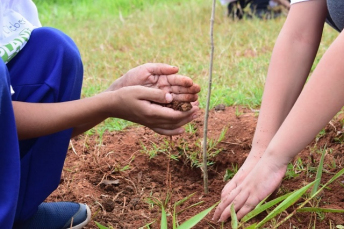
left=0, top=28, right=32, bottom=63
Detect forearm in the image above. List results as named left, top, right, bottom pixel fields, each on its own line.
left=266, top=31, right=344, bottom=164
left=251, top=6, right=325, bottom=154
left=71, top=118, right=105, bottom=138
left=13, top=93, right=111, bottom=140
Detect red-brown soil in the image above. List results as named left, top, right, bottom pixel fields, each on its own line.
left=47, top=106, right=344, bottom=228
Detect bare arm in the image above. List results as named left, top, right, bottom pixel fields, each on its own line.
left=251, top=0, right=327, bottom=158
left=13, top=94, right=109, bottom=140
left=13, top=64, right=201, bottom=140
left=214, top=0, right=328, bottom=221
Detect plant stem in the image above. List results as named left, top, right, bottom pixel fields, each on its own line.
left=167, top=136, right=172, bottom=192
left=202, top=0, right=216, bottom=194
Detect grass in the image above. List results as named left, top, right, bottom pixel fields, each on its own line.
left=34, top=0, right=337, bottom=134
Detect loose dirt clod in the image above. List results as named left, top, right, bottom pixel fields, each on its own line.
left=163, top=101, right=192, bottom=111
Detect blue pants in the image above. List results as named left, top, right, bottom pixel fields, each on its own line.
left=0, top=27, right=83, bottom=227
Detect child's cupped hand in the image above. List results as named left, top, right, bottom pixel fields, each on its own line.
left=107, top=63, right=200, bottom=103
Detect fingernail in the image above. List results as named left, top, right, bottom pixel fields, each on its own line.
left=192, top=114, right=198, bottom=119
left=165, top=93, right=173, bottom=102
left=178, top=129, right=184, bottom=134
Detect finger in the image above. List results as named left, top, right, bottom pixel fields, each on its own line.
left=146, top=108, right=199, bottom=134
left=221, top=180, right=238, bottom=195
left=213, top=179, right=240, bottom=221
left=213, top=187, right=241, bottom=221
left=172, top=93, right=199, bottom=102
left=151, top=127, right=185, bottom=136
left=167, top=84, right=201, bottom=94
left=133, top=86, right=173, bottom=104
left=191, top=100, right=199, bottom=105
left=236, top=196, right=260, bottom=220
left=166, top=74, right=195, bottom=87
left=144, top=63, right=179, bottom=76
left=150, top=108, right=199, bottom=128
left=218, top=191, right=249, bottom=222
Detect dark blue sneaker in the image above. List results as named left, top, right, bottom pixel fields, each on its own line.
left=13, top=202, right=91, bottom=229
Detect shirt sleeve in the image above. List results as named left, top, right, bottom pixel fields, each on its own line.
left=291, top=0, right=311, bottom=4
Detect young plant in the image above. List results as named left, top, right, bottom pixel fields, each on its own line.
left=145, top=193, right=218, bottom=229
left=139, top=140, right=169, bottom=159
left=185, top=123, right=197, bottom=135
left=182, top=126, right=228, bottom=169
left=223, top=163, right=239, bottom=182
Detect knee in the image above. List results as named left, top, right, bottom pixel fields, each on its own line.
left=30, top=27, right=84, bottom=100
left=31, top=27, right=82, bottom=69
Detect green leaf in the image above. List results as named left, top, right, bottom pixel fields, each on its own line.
left=177, top=201, right=204, bottom=216
left=175, top=193, right=196, bottom=208
left=311, top=150, right=325, bottom=196
left=173, top=193, right=200, bottom=228
left=161, top=206, right=168, bottom=229
left=256, top=180, right=317, bottom=228
left=241, top=192, right=292, bottom=223
left=177, top=203, right=218, bottom=229
left=230, top=205, right=238, bottom=229
left=297, top=207, right=344, bottom=213
left=323, top=167, right=344, bottom=188
left=244, top=223, right=257, bottom=229
left=95, top=221, right=109, bottom=229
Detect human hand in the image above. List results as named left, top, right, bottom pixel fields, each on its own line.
left=107, top=63, right=200, bottom=102
left=103, top=85, right=199, bottom=135
left=212, top=155, right=287, bottom=222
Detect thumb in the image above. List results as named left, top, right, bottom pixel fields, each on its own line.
left=135, top=86, right=173, bottom=104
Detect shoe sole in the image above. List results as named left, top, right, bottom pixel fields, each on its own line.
left=70, top=204, right=91, bottom=229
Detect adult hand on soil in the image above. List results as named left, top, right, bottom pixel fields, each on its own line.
left=212, top=155, right=287, bottom=222
left=104, top=85, right=199, bottom=135
left=106, top=63, right=200, bottom=102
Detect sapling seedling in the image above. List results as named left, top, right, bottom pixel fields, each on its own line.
left=145, top=192, right=218, bottom=229
left=202, top=0, right=216, bottom=194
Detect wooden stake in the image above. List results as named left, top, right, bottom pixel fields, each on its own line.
left=202, top=0, right=216, bottom=194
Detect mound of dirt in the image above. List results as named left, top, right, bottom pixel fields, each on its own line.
left=48, top=106, right=344, bottom=228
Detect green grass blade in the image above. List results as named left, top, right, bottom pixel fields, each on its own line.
left=275, top=169, right=344, bottom=228
left=322, top=167, right=344, bottom=188
left=95, top=221, right=109, bottom=229
left=173, top=193, right=198, bottom=228
left=230, top=205, right=238, bottom=229
left=244, top=223, right=257, bottom=229
left=175, top=193, right=197, bottom=207
left=256, top=180, right=317, bottom=228
left=297, top=207, right=344, bottom=213
left=254, top=195, right=270, bottom=210
left=139, top=221, right=156, bottom=229
left=161, top=206, right=168, bottom=229
left=177, top=201, right=204, bottom=216
left=311, top=150, right=326, bottom=196
left=177, top=203, right=218, bottom=229
left=241, top=192, right=292, bottom=223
